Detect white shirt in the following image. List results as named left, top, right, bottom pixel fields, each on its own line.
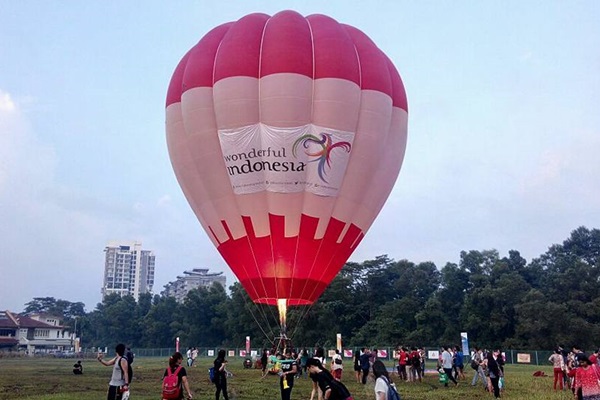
left=442, top=350, right=453, bottom=369
left=374, top=377, right=388, bottom=400
left=331, top=354, right=343, bottom=370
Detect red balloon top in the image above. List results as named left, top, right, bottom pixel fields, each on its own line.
left=167, top=10, right=407, bottom=111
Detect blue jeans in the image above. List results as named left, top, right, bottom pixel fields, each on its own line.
left=471, top=366, right=486, bottom=387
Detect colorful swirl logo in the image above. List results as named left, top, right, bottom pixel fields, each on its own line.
left=292, top=132, right=352, bottom=183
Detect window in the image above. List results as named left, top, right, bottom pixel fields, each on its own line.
left=35, top=329, right=50, bottom=338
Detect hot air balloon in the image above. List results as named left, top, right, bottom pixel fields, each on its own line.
left=166, top=10, right=408, bottom=339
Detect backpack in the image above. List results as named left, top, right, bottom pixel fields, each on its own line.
left=162, top=366, right=182, bottom=400
left=383, top=377, right=401, bottom=400
left=470, top=359, right=479, bottom=370
left=126, top=350, right=134, bottom=365
left=329, top=379, right=352, bottom=400
left=334, top=355, right=343, bottom=365
left=410, top=353, right=420, bottom=367
left=208, top=367, right=216, bottom=383
left=118, top=357, right=134, bottom=384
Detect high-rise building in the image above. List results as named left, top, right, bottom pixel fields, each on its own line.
left=162, top=268, right=226, bottom=303
left=102, top=241, right=155, bottom=301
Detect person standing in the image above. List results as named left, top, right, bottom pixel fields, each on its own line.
left=409, top=347, right=422, bottom=382
left=354, top=350, right=362, bottom=383
left=360, top=348, right=371, bottom=384
left=574, top=356, right=600, bottom=400
left=330, top=349, right=343, bottom=381
left=191, top=348, right=198, bottom=367
left=589, top=349, right=600, bottom=366
left=471, top=347, right=487, bottom=388
left=261, top=349, right=269, bottom=377
left=186, top=348, right=193, bottom=367
left=279, top=350, right=297, bottom=400
left=397, top=347, right=408, bottom=381
left=314, top=347, right=326, bottom=365
left=486, top=349, right=503, bottom=398
left=214, top=349, right=229, bottom=400
left=549, top=349, right=564, bottom=391
left=454, top=346, right=465, bottom=380
left=300, top=347, right=308, bottom=375
left=97, top=343, right=129, bottom=400
left=373, top=359, right=400, bottom=400
left=441, top=346, right=458, bottom=387
left=162, top=352, right=193, bottom=400
left=419, top=347, right=426, bottom=379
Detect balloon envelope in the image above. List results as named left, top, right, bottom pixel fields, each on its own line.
left=166, top=10, right=408, bottom=306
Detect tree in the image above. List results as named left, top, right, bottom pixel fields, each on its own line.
left=141, top=295, right=183, bottom=347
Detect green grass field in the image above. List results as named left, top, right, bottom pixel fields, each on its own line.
left=0, top=357, right=574, bottom=400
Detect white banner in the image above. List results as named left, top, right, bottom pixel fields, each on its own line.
left=219, top=123, right=354, bottom=197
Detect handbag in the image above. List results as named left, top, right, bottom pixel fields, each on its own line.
left=439, top=372, right=449, bottom=384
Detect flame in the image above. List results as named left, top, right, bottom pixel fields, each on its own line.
left=277, top=298, right=287, bottom=335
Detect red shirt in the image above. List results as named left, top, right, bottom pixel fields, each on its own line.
left=410, top=351, right=420, bottom=364
left=398, top=351, right=408, bottom=365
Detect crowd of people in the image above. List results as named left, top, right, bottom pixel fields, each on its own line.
left=185, top=347, right=199, bottom=367
left=252, top=346, right=401, bottom=400
left=549, top=345, right=600, bottom=400
left=91, top=342, right=600, bottom=400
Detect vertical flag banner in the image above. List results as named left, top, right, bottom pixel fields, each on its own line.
left=336, top=333, right=342, bottom=352
left=461, top=332, right=469, bottom=356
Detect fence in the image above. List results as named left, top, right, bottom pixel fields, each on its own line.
left=126, top=347, right=556, bottom=366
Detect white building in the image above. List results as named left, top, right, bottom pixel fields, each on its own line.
left=0, top=311, right=73, bottom=353
left=162, top=268, right=226, bottom=303
left=102, top=241, right=155, bottom=301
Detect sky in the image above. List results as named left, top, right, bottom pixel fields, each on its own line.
left=1, top=1, right=599, bottom=313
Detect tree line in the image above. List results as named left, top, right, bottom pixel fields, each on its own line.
left=23, top=226, right=600, bottom=351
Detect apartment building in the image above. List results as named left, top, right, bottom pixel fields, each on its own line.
left=102, top=241, right=155, bottom=301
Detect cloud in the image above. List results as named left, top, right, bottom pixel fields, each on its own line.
left=0, top=91, right=16, bottom=112
left=157, top=194, right=171, bottom=206
left=0, top=90, right=56, bottom=201
left=0, top=89, right=116, bottom=311
left=0, top=91, right=223, bottom=312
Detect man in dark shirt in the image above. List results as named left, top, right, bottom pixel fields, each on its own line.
left=359, top=348, right=371, bottom=384
left=279, top=350, right=297, bottom=400
left=214, top=349, right=229, bottom=400
left=72, top=360, right=83, bottom=375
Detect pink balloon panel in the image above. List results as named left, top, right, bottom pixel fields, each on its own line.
left=166, top=10, right=408, bottom=306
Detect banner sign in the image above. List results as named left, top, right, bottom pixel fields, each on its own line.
left=219, top=123, right=354, bottom=197
left=344, top=349, right=353, bottom=358
left=517, top=353, right=531, bottom=363
left=461, top=332, right=470, bottom=356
